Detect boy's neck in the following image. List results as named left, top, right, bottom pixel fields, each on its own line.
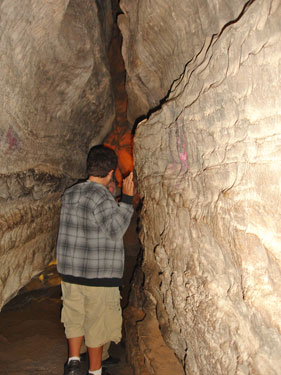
left=88, top=171, right=113, bottom=187
left=88, top=175, right=108, bottom=186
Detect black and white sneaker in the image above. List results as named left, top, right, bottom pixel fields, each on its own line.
left=64, top=360, right=82, bottom=375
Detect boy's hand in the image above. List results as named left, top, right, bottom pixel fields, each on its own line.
left=122, top=172, right=134, bottom=196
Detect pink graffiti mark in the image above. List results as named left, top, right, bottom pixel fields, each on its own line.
left=176, top=123, right=188, bottom=172
left=179, top=144, right=188, bottom=170
left=6, top=127, right=18, bottom=151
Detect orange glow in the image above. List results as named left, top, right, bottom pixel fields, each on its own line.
left=105, top=16, right=133, bottom=187
left=118, top=148, right=133, bottom=175
left=105, top=133, right=133, bottom=186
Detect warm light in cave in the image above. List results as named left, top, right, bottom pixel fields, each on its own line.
left=104, top=14, right=134, bottom=188
left=105, top=131, right=133, bottom=186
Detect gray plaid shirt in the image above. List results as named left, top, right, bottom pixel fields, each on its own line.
left=56, top=180, right=134, bottom=285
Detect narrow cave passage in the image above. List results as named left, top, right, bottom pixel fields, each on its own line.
left=1, top=0, right=280, bottom=374
left=0, top=2, right=141, bottom=374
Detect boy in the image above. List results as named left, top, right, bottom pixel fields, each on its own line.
left=56, top=145, right=134, bottom=375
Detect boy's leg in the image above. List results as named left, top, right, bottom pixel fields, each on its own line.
left=61, top=282, right=85, bottom=363
left=102, top=342, right=110, bottom=361
left=84, top=286, right=122, bottom=370
left=68, top=336, right=84, bottom=357
left=88, top=345, right=103, bottom=371
left=80, top=340, right=109, bottom=359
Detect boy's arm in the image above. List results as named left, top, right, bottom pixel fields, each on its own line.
left=122, top=172, right=134, bottom=197
left=94, top=198, right=133, bottom=240
left=119, top=172, right=134, bottom=205
left=94, top=173, right=135, bottom=240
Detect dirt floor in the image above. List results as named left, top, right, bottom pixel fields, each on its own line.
left=0, top=213, right=140, bottom=375
left=0, top=283, right=133, bottom=375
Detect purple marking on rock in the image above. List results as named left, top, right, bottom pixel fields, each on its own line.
left=6, top=127, right=18, bottom=151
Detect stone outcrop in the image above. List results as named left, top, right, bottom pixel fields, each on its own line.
left=0, top=0, right=114, bottom=309
left=118, top=0, right=247, bottom=124
left=124, top=0, right=281, bottom=374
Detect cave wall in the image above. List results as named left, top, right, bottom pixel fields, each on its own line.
left=0, top=0, right=114, bottom=309
left=121, top=0, right=281, bottom=374
left=119, top=0, right=247, bottom=125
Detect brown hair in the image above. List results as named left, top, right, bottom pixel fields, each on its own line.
left=87, top=145, right=117, bottom=177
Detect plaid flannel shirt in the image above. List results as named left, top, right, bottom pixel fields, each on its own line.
left=56, top=180, right=134, bottom=286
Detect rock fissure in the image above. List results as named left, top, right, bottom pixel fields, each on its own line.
left=0, top=0, right=281, bottom=374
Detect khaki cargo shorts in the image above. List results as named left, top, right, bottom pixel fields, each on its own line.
left=61, top=281, right=122, bottom=348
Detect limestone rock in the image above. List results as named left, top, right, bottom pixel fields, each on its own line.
left=133, top=0, right=281, bottom=373
left=119, top=0, right=246, bottom=124
left=0, top=0, right=114, bottom=308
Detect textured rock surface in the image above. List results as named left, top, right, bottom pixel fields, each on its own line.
left=0, top=0, right=114, bottom=309
left=104, top=1, right=134, bottom=186
left=119, top=0, right=246, bottom=124
left=130, top=0, right=281, bottom=374
left=0, top=169, right=72, bottom=309
left=124, top=271, right=184, bottom=375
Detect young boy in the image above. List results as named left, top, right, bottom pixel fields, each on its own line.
left=56, top=145, right=134, bottom=375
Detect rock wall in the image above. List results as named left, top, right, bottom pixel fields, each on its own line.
left=119, top=0, right=246, bottom=124
left=0, top=0, right=114, bottom=309
left=124, top=0, right=281, bottom=374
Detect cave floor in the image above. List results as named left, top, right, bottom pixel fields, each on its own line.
left=0, top=284, right=133, bottom=375
left=0, top=213, right=139, bottom=375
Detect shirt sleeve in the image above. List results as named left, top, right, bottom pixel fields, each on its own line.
left=93, top=194, right=134, bottom=240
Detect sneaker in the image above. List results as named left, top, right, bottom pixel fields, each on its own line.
left=102, top=356, right=120, bottom=367
left=80, top=352, right=88, bottom=362
left=64, top=359, right=82, bottom=375
left=87, top=370, right=109, bottom=375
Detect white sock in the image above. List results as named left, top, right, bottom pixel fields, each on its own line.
left=88, top=368, right=102, bottom=375
left=68, top=356, right=80, bottom=363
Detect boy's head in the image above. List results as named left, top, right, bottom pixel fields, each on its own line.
left=87, top=145, right=118, bottom=178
